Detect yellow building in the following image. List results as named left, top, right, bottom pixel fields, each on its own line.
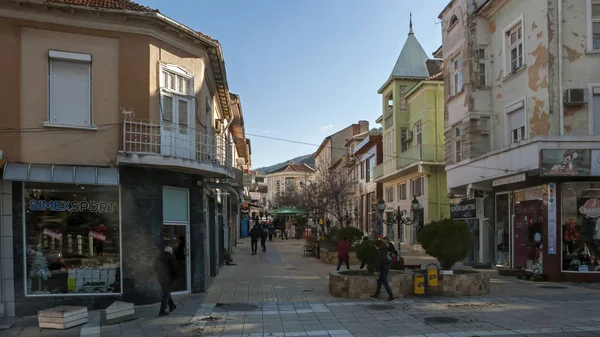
left=372, top=17, right=449, bottom=251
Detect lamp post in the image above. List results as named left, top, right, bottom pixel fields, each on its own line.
left=376, top=197, right=422, bottom=247
left=353, top=207, right=359, bottom=229
left=410, top=195, right=424, bottom=244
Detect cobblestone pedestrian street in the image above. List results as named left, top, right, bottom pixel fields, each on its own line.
left=5, top=238, right=600, bottom=337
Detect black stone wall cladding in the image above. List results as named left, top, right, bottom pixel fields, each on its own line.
left=119, top=166, right=206, bottom=301
left=11, top=167, right=210, bottom=316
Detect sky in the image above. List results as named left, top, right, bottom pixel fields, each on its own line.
left=137, top=0, right=449, bottom=168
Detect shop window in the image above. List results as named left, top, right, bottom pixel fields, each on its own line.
left=562, top=182, right=600, bottom=272
left=163, top=187, right=189, bottom=222
left=24, top=183, right=120, bottom=295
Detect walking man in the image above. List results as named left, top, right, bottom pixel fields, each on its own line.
left=249, top=223, right=261, bottom=255
left=154, top=246, right=177, bottom=316
left=260, top=223, right=268, bottom=252
left=369, top=240, right=395, bottom=302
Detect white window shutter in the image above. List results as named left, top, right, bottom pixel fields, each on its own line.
left=49, top=60, right=90, bottom=126
left=508, top=108, right=525, bottom=130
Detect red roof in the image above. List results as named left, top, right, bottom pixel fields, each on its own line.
left=44, top=0, right=158, bottom=12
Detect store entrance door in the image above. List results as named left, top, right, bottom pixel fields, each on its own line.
left=162, top=224, right=190, bottom=293
left=512, top=187, right=547, bottom=270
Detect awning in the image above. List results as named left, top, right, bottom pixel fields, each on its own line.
left=2, top=162, right=119, bottom=186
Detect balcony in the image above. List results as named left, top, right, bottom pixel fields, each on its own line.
left=372, top=163, right=384, bottom=180
left=118, top=117, right=234, bottom=178
left=396, top=145, right=445, bottom=169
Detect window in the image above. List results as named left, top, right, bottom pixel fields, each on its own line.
left=48, top=50, right=92, bottom=127
left=479, top=117, right=491, bottom=153
left=387, top=131, right=394, bottom=159
left=454, top=126, right=463, bottom=162
left=360, top=160, right=365, bottom=179
left=505, top=20, right=524, bottom=73
left=479, top=48, right=487, bottom=86
left=411, top=177, right=424, bottom=197
left=386, top=93, right=393, bottom=114
left=448, top=15, right=459, bottom=30
left=588, top=0, right=600, bottom=50
left=400, top=128, right=409, bottom=152
left=399, top=85, right=408, bottom=110
left=386, top=186, right=394, bottom=203
left=365, top=158, right=371, bottom=183
left=561, top=182, right=600, bottom=271
left=414, top=122, right=422, bottom=146
left=397, top=183, right=407, bottom=201
left=160, top=65, right=194, bottom=136
left=452, top=55, right=463, bottom=95
left=24, top=183, right=120, bottom=295
left=506, top=100, right=526, bottom=144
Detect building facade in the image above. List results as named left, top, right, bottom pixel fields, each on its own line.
left=373, top=18, right=449, bottom=250
left=0, top=0, right=249, bottom=316
left=266, top=162, right=316, bottom=209
left=440, top=0, right=600, bottom=280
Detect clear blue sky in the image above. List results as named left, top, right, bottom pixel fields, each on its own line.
left=137, top=0, right=448, bottom=168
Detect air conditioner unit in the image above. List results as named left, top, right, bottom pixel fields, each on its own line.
left=564, top=88, right=587, bottom=106
left=404, top=130, right=413, bottom=142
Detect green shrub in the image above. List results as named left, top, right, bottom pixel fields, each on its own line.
left=335, top=227, right=363, bottom=245
left=324, top=227, right=339, bottom=241
left=355, top=239, right=379, bottom=274
left=417, top=218, right=472, bottom=270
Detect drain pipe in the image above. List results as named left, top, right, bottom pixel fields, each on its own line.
left=558, top=0, right=564, bottom=135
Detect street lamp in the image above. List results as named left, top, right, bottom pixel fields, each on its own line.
left=353, top=207, right=359, bottom=226
left=410, top=195, right=424, bottom=243
left=376, top=197, right=423, bottom=246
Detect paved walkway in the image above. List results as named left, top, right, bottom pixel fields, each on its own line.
left=4, top=237, right=600, bottom=336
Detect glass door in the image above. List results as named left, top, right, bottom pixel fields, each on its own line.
left=162, top=224, right=189, bottom=293
left=495, top=193, right=510, bottom=266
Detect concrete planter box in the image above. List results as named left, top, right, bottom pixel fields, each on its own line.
left=428, top=270, right=490, bottom=296
left=328, top=270, right=413, bottom=299
left=328, top=269, right=490, bottom=299
left=319, top=248, right=358, bottom=265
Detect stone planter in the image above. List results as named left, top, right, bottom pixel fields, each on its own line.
left=319, top=248, right=358, bottom=265
left=428, top=270, right=490, bottom=296
left=329, top=270, right=413, bottom=299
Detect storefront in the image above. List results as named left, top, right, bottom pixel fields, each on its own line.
left=2, top=163, right=219, bottom=315
left=450, top=197, right=494, bottom=265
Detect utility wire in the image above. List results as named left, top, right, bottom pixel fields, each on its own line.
left=0, top=123, right=519, bottom=174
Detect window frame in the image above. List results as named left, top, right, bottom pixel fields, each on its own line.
left=411, top=176, right=424, bottom=197
left=46, top=50, right=93, bottom=129
left=454, top=125, right=463, bottom=163
left=397, top=182, right=407, bottom=201
left=452, top=54, right=463, bottom=95
left=503, top=15, right=525, bottom=75
left=587, top=0, right=600, bottom=52
left=386, top=186, right=394, bottom=203
left=478, top=47, right=487, bottom=87
left=414, top=121, right=422, bottom=146
left=505, top=97, right=527, bottom=145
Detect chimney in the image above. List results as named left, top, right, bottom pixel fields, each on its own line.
left=358, top=120, right=369, bottom=133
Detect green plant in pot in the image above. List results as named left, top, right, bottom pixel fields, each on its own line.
left=335, top=227, right=363, bottom=245
left=417, top=218, right=472, bottom=270
left=355, top=238, right=379, bottom=274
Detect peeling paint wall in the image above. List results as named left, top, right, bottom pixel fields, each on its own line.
left=560, top=0, right=595, bottom=135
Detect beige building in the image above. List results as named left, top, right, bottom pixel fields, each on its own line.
left=0, top=0, right=250, bottom=316
left=439, top=0, right=600, bottom=281
left=266, top=162, right=316, bottom=209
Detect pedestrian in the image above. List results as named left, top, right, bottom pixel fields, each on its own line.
left=369, top=240, right=395, bottom=302
left=249, top=222, right=261, bottom=255
left=383, top=236, right=399, bottom=267
left=260, top=223, right=268, bottom=252
left=268, top=224, right=274, bottom=241
left=154, top=246, right=177, bottom=316
left=336, top=237, right=350, bottom=271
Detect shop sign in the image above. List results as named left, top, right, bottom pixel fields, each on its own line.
left=242, top=174, right=253, bottom=187
left=492, top=173, right=526, bottom=187
left=42, top=228, right=62, bottom=240
left=88, top=231, right=106, bottom=241
left=28, top=200, right=117, bottom=213
left=547, top=183, right=557, bottom=255
left=579, top=198, right=600, bottom=218
left=450, top=198, right=477, bottom=219
left=540, top=149, right=592, bottom=176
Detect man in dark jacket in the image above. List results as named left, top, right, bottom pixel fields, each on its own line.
left=260, top=224, right=268, bottom=252
left=369, top=240, right=394, bottom=302
left=154, top=246, right=177, bottom=316
left=249, top=223, right=261, bottom=255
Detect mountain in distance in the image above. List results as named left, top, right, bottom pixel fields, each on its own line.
left=254, top=154, right=315, bottom=175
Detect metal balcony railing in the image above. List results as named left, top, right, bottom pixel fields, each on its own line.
left=396, top=144, right=445, bottom=169
left=122, top=117, right=232, bottom=168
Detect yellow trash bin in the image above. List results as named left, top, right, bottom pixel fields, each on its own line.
left=413, top=273, right=425, bottom=295
left=427, top=267, right=439, bottom=287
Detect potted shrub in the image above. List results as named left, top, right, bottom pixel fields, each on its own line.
left=355, top=238, right=378, bottom=274
left=417, top=218, right=472, bottom=271
left=335, top=227, right=363, bottom=245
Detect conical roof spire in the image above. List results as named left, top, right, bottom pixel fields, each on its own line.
left=409, top=12, right=413, bottom=35
left=386, top=13, right=429, bottom=79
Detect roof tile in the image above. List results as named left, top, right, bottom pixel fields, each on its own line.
left=45, top=0, right=158, bottom=12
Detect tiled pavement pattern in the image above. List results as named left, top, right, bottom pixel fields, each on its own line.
left=4, top=238, right=600, bottom=336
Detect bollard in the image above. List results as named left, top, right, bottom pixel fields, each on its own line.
left=413, top=270, right=426, bottom=295
left=426, top=263, right=440, bottom=287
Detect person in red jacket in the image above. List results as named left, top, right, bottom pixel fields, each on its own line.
left=336, top=237, right=351, bottom=271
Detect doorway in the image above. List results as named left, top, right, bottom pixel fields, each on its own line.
left=512, top=186, right=547, bottom=270
left=162, top=187, right=191, bottom=294
left=160, top=93, right=194, bottom=160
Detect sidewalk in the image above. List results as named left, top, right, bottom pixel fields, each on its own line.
left=4, top=237, right=600, bottom=336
